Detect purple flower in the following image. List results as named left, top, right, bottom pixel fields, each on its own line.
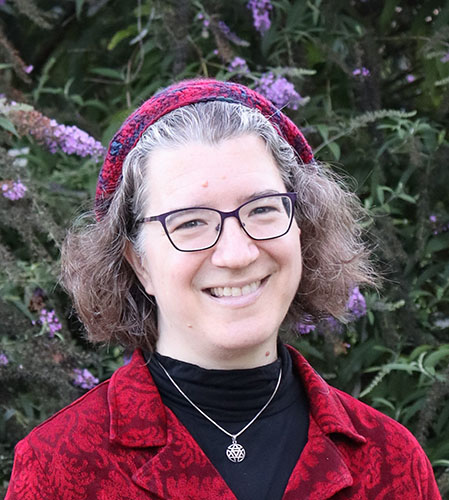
left=43, top=121, right=105, bottom=160
left=255, top=72, right=305, bottom=110
left=347, top=287, right=367, bottom=319
left=406, top=74, right=416, bottom=83
left=24, top=65, right=34, bottom=74
left=247, top=0, right=273, bottom=34
left=440, top=52, right=449, bottom=63
left=227, top=57, right=249, bottom=74
left=322, top=316, right=344, bottom=334
left=0, top=353, right=8, bottom=366
left=429, top=214, right=437, bottom=223
left=352, top=67, right=370, bottom=77
left=123, top=352, right=133, bottom=365
left=35, top=308, right=62, bottom=338
left=73, top=368, right=99, bottom=390
left=4, top=99, right=105, bottom=160
left=296, top=322, right=316, bottom=335
left=1, top=180, right=27, bottom=200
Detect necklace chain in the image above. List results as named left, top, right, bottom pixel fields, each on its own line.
left=157, top=359, right=282, bottom=462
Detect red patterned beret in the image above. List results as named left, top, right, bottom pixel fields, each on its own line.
left=95, top=78, right=314, bottom=219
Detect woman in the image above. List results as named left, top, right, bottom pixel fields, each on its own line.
left=6, top=79, right=440, bottom=499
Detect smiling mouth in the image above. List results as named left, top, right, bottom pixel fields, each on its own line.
left=207, top=278, right=266, bottom=298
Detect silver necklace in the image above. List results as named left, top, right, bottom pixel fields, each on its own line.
left=157, top=359, right=282, bottom=463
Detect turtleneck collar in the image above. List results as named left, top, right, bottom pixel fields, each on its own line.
left=145, top=343, right=299, bottom=423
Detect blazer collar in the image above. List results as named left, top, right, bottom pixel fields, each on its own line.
left=284, top=345, right=367, bottom=499
left=108, top=350, right=167, bottom=448
left=286, top=344, right=366, bottom=443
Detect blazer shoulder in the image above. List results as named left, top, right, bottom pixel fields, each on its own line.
left=332, top=386, right=430, bottom=458
left=14, top=377, right=112, bottom=469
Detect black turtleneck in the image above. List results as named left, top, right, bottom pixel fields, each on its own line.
left=146, top=344, right=309, bottom=500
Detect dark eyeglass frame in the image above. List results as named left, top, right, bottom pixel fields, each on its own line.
left=135, top=192, right=297, bottom=253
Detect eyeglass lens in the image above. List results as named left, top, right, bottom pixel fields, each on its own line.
left=164, top=194, right=293, bottom=251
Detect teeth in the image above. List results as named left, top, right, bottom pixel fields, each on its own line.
left=210, top=280, right=261, bottom=298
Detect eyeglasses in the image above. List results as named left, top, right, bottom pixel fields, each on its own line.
left=136, top=192, right=297, bottom=252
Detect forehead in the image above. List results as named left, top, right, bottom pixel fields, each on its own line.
left=145, top=134, right=287, bottom=212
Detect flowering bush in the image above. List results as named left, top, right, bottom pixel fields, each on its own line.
left=1, top=1, right=449, bottom=495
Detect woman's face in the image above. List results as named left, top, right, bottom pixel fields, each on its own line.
left=127, top=134, right=302, bottom=369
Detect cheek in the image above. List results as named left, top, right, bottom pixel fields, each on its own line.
left=285, top=224, right=302, bottom=258
left=283, top=230, right=302, bottom=284
left=147, top=251, right=205, bottom=298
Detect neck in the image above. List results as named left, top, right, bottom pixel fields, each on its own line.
left=155, top=337, right=278, bottom=370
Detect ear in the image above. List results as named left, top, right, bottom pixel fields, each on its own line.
left=124, top=242, right=155, bottom=296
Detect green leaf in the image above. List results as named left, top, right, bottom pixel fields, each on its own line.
left=107, top=26, right=137, bottom=51
left=432, top=459, right=449, bottom=467
left=75, top=0, right=85, bottom=19
left=371, top=397, right=396, bottom=411
left=376, top=185, right=385, bottom=205
left=316, top=124, right=329, bottom=141
left=3, top=408, right=16, bottom=421
left=83, top=99, right=110, bottom=112
left=130, top=28, right=149, bottom=45
left=425, top=233, right=449, bottom=254
left=397, top=193, right=416, bottom=204
left=435, top=76, right=449, bottom=87
left=327, top=141, right=341, bottom=161
left=90, top=67, right=124, bottom=80
left=424, top=347, right=449, bottom=369
left=0, top=116, right=19, bottom=136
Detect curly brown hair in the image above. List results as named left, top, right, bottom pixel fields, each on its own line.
left=61, top=101, right=377, bottom=351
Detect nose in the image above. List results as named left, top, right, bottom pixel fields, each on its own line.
left=210, top=217, right=260, bottom=268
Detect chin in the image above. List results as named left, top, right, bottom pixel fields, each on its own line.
left=210, top=325, right=277, bottom=352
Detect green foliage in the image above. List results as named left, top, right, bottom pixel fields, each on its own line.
left=1, top=0, right=449, bottom=495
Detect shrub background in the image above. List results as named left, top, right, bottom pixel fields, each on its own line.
left=1, top=0, right=448, bottom=496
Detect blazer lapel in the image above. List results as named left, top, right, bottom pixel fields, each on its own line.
left=283, top=417, right=353, bottom=499
left=133, top=409, right=237, bottom=500
left=283, top=346, right=367, bottom=499
left=108, top=350, right=236, bottom=500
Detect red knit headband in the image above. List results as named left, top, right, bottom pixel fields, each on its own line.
left=95, top=78, right=314, bottom=219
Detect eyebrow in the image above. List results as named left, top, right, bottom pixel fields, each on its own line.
left=235, top=189, right=281, bottom=204
left=159, top=189, right=283, bottom=215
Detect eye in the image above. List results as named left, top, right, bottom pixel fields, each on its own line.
left=249, top=205, right=279, bottom=216
left=172, top=219, right=208, bottom=232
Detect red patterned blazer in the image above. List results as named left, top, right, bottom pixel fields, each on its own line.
left=6, top=346, right=441, bottom=499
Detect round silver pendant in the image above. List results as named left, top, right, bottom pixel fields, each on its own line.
left=226, top=442, right=246, bottom=463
